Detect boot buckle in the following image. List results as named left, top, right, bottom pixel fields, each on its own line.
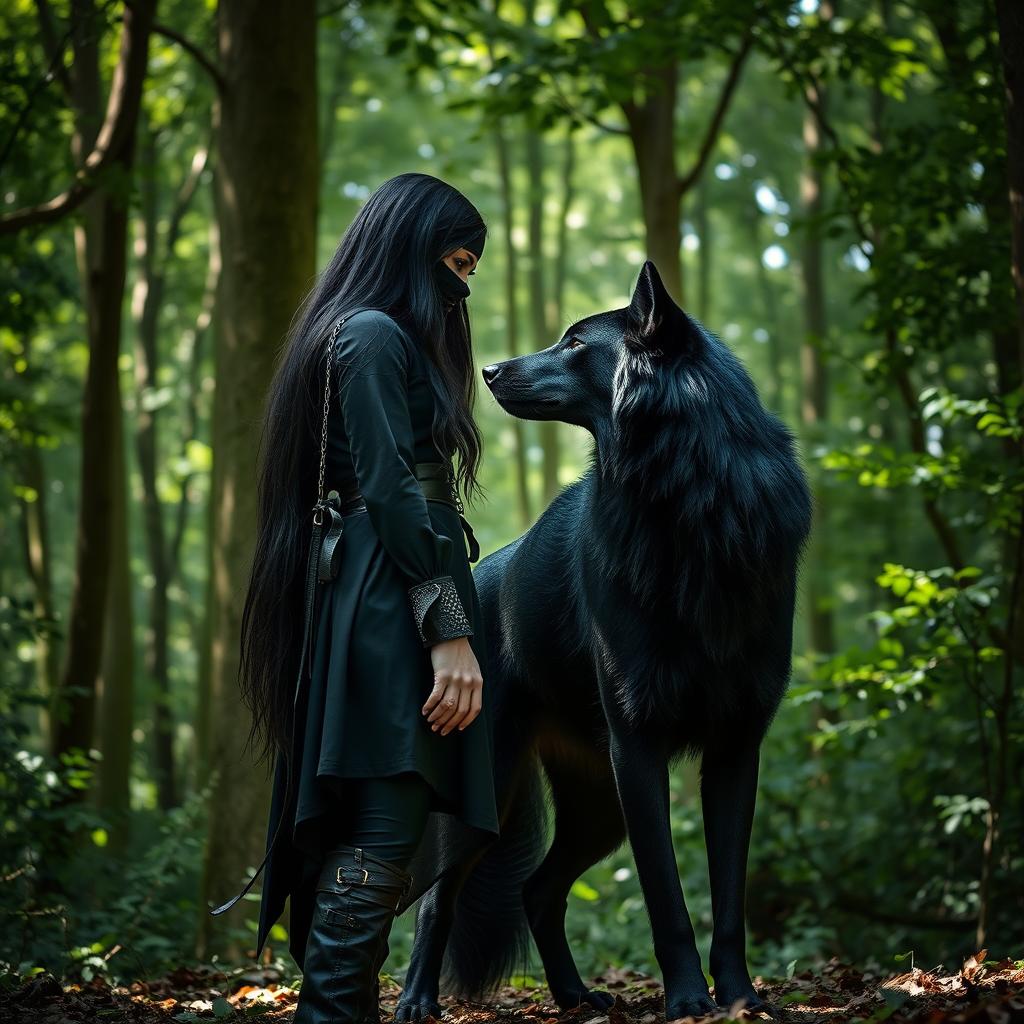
left=337, top=866, right=369, bottom=885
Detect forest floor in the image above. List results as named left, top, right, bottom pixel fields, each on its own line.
left=3, top=954, right=1023, bottom=1024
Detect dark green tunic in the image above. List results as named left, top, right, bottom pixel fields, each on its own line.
left=254, top=308, right=499, bottom=966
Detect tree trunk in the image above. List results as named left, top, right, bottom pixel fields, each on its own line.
left=50, top=0, right=154, bottom=764
left=994, top=0, right=1024, bottom=668
left=133, top=134, right=177, bottom=807
left=197, top=0, right=319, bottom=959
left=494, top=121, right=531, bottom=529
left=191, top=218, right=221, bottom=790
left=694, top=173, right=711, bottom=322
left=799, top=33, right=836, bottom=660
left=623, top=64, right=684, bottom=305
left=17, top=409, right=61, bottom=741
left=745, top=202, right=783, bottom=412
left=977, top=0, right=1024, bottom=949
left=97, top=380, right=134, bottom=850
left=552, top=127, right=575, bottom=328
left=524, top=116, right=560, bottom=504
left=130, top=125, right=206, bottom=810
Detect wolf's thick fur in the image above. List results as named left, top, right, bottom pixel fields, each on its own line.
left=396, top=261, right=811, bottom=1022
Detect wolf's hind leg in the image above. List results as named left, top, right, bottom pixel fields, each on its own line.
left=523, top=756, right=626, bottom=1013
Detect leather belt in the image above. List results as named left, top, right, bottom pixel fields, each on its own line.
left=331, top=461, right=478, bottom=563
left=209, top=460, right=476, bottom=922
left=415, top=461, right=480, bottom=563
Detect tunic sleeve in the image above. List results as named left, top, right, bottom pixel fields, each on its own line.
left=334, top=309, right=473, bottom=648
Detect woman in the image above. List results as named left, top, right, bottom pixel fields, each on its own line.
left=213, top=173, right=499, bottom=1024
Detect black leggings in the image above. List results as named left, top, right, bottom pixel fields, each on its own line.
left=323, top=771, right=433, bottom=871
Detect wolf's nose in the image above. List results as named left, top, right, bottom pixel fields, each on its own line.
left=482, top=363, right=501, bottom=385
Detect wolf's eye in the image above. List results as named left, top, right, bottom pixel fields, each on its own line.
left=566, top=337, right=585, bottom=350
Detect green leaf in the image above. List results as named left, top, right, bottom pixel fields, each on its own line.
left=570, top=879, right=600, bottom=901
left=779, top=991, right=810, bottom=1006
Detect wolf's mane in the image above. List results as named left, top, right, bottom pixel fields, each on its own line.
left=593, top=320, right=811, bottom=659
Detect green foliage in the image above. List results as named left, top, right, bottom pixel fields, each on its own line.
left=0, top=598, right=210, bottom=982
left=0, top=602, right=96, bottom=975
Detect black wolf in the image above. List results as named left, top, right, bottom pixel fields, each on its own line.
left=395, top=260, right=811, bottom=1021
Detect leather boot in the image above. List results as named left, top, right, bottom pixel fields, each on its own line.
left=293, top=844, right=412, bottom=1024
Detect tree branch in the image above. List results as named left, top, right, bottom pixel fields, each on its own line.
left=147, top=17, right=224, bottom=92
left=0, top=8, right=75, bottom=174
left=34, top=0, right=73, bottom=97
left=547, top=72, right=629, bottom=135
left=0, top=0, right=156, bottom=235
left=677, top=31, right=754, bottom=196
left=162, top=143, right=208, bottom=264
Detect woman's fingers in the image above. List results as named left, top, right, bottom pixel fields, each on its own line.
left=422, top=633, right=484, bottom=735
left=428, top=677, right=464, bottom=727
left=460, top=684, right=482, bottom=731
left=441, top=673, right=483, bottom=734
left=424, top=669, right=483, bottom=734
left=439, top=683, right=473, bottom=735
left=422, top=678, right=446, bottom=717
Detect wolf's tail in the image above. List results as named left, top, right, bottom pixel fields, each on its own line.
left=440, top=752, right=548, bottom=997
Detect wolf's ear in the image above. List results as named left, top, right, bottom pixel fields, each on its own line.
left=624, top=259, right=697, bottom=355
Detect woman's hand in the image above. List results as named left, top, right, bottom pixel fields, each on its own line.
left=422, top=636, right=483, bottom=735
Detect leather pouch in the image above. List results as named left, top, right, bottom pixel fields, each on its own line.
left=317, top=489, right=346, bottom=582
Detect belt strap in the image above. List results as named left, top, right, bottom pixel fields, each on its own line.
left=413, top=461, right=479, bottom=563
left=315, top=845, right=412, bottom=908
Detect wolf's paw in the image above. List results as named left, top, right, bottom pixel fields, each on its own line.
left=665, top=990, right=718, bottom=1022
left=394, top=993, right=443, bottom=1022
left=553, top=987, right=615, bottom=1012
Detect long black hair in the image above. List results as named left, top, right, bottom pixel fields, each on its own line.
left=239, top=172, right=487, bottom=767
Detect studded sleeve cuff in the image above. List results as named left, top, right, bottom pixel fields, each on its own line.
left=407, top=575, right=474, bottom=648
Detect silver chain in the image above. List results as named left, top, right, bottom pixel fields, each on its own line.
left=314, top=315, right=345, bottom=523
left=449, top=474, right=464, bottom=514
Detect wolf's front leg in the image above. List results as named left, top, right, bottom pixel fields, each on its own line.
left=605, top=723, right=716, bottom=1021
left=700, top=740, right=776, bottom=1017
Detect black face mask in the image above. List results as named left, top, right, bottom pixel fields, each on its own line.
left=433, top=259, right=472, bottom=312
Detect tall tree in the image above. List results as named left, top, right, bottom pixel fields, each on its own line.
left=493, top=120, right=532, bottom=528
left=27, top=0, right=157, bottom=767
left=799, top=1, right=836, bottom=660
left=524, top=114, right=562, bottom=503
left=996, top=0, right=1024, bottom=373
left=521, top=0, right=561, bottom=504
left=97, top=376, right=134, bottom=847
left=17, top=387, right=61, bottom=739
left=197, top=0, right=319, bottom=957
left=129, top=125, right=208, bottom=811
